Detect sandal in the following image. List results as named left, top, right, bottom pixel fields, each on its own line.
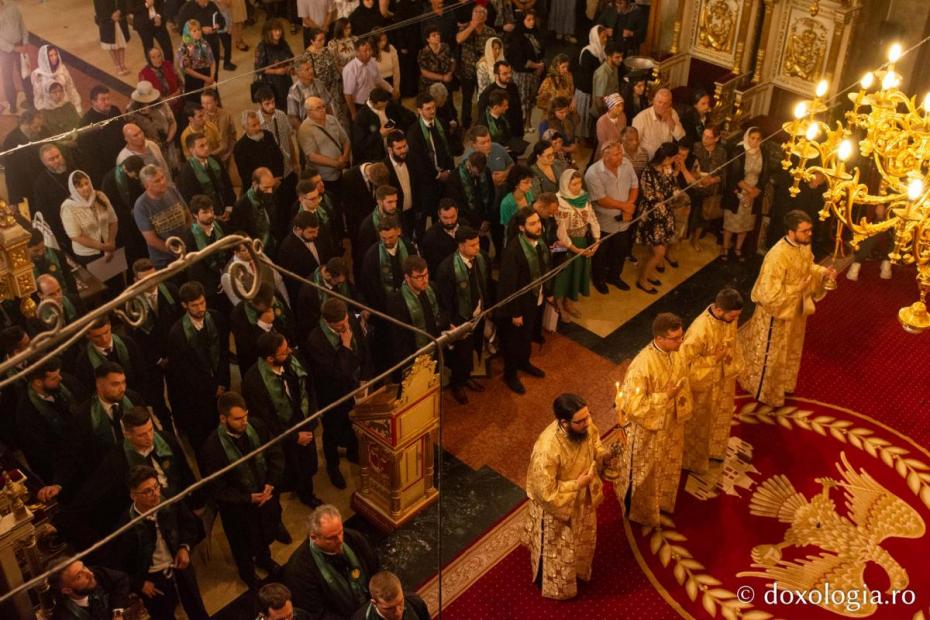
left=647, top=278, right=662, bottom=286
left=666, top=258, right=679, bottom=268
left=636, top=282, right=658, bottom=294
left=237, top=41, right=250, bottom=51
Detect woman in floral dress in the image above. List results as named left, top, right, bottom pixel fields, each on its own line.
left=635, top=142, right=680, bottom=294
left=306, top=28, right=351, bottom=131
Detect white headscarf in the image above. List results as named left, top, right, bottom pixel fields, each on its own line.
left=67, top=171, right=97, bottom=209
left=482, top=37, right=504, bottom=74
left=742, top=126, right=761, bottom=155
left=36, top=45, right=63, bottom=77
left=580, top=26, right=607, bottom=63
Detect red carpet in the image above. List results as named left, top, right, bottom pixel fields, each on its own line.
left=436, top=264, right=930, bottom=619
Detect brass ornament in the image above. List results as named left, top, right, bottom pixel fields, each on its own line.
left=698, top=0, right=737, bottom=53
left=782, top=17, right=828, bottom=82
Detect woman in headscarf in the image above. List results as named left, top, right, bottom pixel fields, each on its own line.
left=549, top=0, right=579, bottom=43
left=476, top=37, right=504, bottom=96
left=507, top=10, right=545, bottom=133
left=94, top=0, right=131, bottom=75
left=60, top=171, right=119, bottom=266
left=42, top=83, right=82, bottom=143
left=31, top=45, right=82, bottom=113
left=595, top=93, right=626, bottom=159
left=553, top=168, right=600, bottom=320
left=574, top=25, right=608, bottom=141
left=635, top=142, right=680, bottom=293
left=722, top=126, right=768, bottom=262
left=536, top=53, right=574, bottom=115
left=139, top=46, right=183, bottom=116
left=177, top=19, right=216, bottom=102
left=254, top=18, right=294, bottom=110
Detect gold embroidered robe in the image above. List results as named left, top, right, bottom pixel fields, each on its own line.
left=738, top=237, right=827, bottom=407
left=681, top=306, right=744, bottom=473
left=523, top=420, right=607, bottom=600
left=617, top=342, right=693, bottom=528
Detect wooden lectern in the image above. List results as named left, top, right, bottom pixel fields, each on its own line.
left=350, top=354, right=440, bottom=532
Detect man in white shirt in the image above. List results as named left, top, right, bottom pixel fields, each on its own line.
left=585, top=140, right=638, bottom=293
left=631, top=87, right=685, bottom=159
left=342, top=38, right=393, bottom=121
left=118, top=123, right=172, bottom=181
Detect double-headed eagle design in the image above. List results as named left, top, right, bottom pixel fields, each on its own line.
left=737, top=453, right=925, bottom=616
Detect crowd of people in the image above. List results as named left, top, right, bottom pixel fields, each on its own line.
left=0, top=0, right=853, bottom=617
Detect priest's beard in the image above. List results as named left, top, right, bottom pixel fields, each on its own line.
left=561, top=422, right=587, bottom=443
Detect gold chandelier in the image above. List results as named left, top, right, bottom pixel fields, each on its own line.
left=781, top=43, right=930, bottom=334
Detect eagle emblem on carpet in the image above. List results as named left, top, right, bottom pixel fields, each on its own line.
left=737, top=452, right=926, bottom=616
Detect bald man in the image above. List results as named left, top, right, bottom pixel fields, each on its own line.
left=297, top=96, right=351, bottom=184
left=631, top=87, right=685, bottom=159
left=117, top=122, right=172, bottom=180
left=232, top=166, right=278, bottom=253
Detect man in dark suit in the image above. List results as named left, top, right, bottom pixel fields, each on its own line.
left=350, top=571, right=430, bottom=620
left=177, top=132, right=237, bottom=212
left=242, top=332, right=322, bottom=507
left=419, top=199, right=460, bottom=275
left=282, top=505, right=380, bottom=616
left=496, top=207, right=549, bottom=394
left=289, top=179, right=337, bottom=265
left=405, top=93, right=454, bottom=237
left=276, top=211, right=323, bottom=304
left=108, top=465, right=208, bottom=620
left=127, top=259, right=182, bottom=425
left=230, top=280, right=297, bottom=376
left=385, top=256, right=447, bottom=369
left=443, top=152, right=495, bottom=232
left=166, top=281, right=231, bottom=450
left=72, top=316, right=148, bottom=398
left=359, top=215, right=417, bottom=315
left=257, top=583, right=314, bottom=620
left=230, top=166, right=278, bottom=255
left=383, top=132, right=417, bottom=238
left=182, top=195, right=230, bottom=315
left=295, top=257, right=360, bottom=345
left=50, top=560, right=130, bottom=620
left=351, top=87, right=395, bottom=163
left=102, top=155, right=149, bottom=264
left=355, top=185, right=401, bottom=282
left=27, top=228, right=78, bottom=298
left=435, top=226, right=491, bottom=404
left=339, top=161, right=389, bottom=243
left=476, top=61, right=524, bottom=140
left=199, top=391, right=287, bottom=589
left=305, top=299, right=373, bottom=489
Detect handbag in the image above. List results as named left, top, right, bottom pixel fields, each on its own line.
left=702, top=194, right=723, bottom=221
left=542, top=302, right=559, bottom=332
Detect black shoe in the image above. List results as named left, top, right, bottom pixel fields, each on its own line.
left=240, top=572, right=260, bottom=590
left=656, top=265, right=665, bottom=273
left=257, top=556, right=282, bottom=575
left=636, top=282, right=658, bottom=294
left=223, top=61, right=237, bottom=71
left=607, top=278, right=630, bottom=291
left=451, top=386, right=469, bottom=404
left=532, top=334, right=545, bottom=344
left=521, top=363, right=545, bottom=378
left=505, top=375, right=526, bottom=394
left=626, top=255, right=638, bottom=264
left=647, top=278, right=662, bottom=286
left=593, top=281, right=609, bottom=294
left=666, top=258, right=679, bottom=268
left=327, top=467, right=347, bottom=489
left=299, top=494, right=324, bottom=508
left=274, top=524, right=292, bottom=545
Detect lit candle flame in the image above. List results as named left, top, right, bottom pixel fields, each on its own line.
left=908, top=178, right=924, bottom=201
left=888, top=42, right=903, bottom=63
left=805, top=123, right=819, bottom=141
left=837, top=140, right=854, bottom=161
left=815, top=80, right=828, bottom=98
left=793, top=101, right=809, bottom=119
left=860, top=72, right=874, bottom=89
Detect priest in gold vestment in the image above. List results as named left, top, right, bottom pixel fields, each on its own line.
left=616, top=313, right=693, bottom=528
left=739, top=211, right=835, bottom=407
left=682, top=288, right=745, bottom=473
left=524, top=393, right=609, bottom=600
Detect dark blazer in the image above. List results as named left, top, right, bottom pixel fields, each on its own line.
left=127, top=283, right=182, bottom=375
left=305, top=314, right=373, bottom=413
left=230, top=298, right=296, bottom=375
left=359, top=239, right=416, bottom=312
left=241, top=359, right=318, bottom=443
left=276, top=232, right=323, bottom=303
left=405, top=119, right=454, bottom=219
left=68, top=388, right=148, bottom=480
left=51, top=565, right=130, bottom=620
left=383, top=156, right=414, bottom=223
left=419, top=223, right=458, bottom=275
left=72, top=332, right=148, bottom=396
left=354, top=209, right=383, bottom=276
left=177, top=156, right=237, bottom=209
left=497, top=235, right=550, bottom=319
left=198, top=417, right=284, bottom=503
left=108, top=500, right=204, bottom=592
left=435, top=250, right=492, bottom=326
left=723, top=144, right=770, bottom=215
left=233, top=130, right=284, bottom=185
left=339, top=165, right=379, bottom=242
left=282, top=530, right=381, bottom=619
left=476, top=81, right=524, bottom=138
left=442, top=167, right=493, bottom=228
left=349, top=593, right=430, bottom=620
left=351, top=105, right=389, bottom=163
left=385, top=284, right=447, bottom=365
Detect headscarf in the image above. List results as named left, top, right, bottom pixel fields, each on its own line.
left=182, top=20, right=199, bottom=45
left=67, top=171, right=97, bottom=209
left=742, top=126, right=761, bottom=155
left=557, top=168, right=589, bottom=209
left=35, top=45, right=62, bottom=77
left=580, top=26, right=607, bottom=63
left=604, top=93, right=623, bottom=110
left=46, top=82, right=67, bottom=110
left=482, top=37, right=504, bottom=75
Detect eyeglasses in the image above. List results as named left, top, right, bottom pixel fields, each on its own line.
left=409, top=272, right=429, bottom=280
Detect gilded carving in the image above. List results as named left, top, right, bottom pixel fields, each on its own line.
left=698, top=0, right=737, bottom=53
left=782, top=17, right=827, bottom=82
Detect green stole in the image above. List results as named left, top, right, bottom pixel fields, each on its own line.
left=363, top=602, right=418, bottom=620
left=307, top=540, right=369, bottom=611
left=217, top=423, right=267, bottom=491
left=86, top=334, right=131, bottom=371
left=319, top=318, right=356, bottom=352
left=419, top=117, right=448, bottom=163
left=139, top=284, right=175, bottom=334
left=245, top=188, right=273, bottom=247
left=371, top=207, right=382, bottom=232
left=190, top=221, right=227, bottom=272
left=34, top=248, right=65, bottom=287
left=400, top=282, right=440, bottom=348
left=485, top=108, right=510, bottom=143
left=453, top=252, right=487, bottom=320
left=305, top=203, right=330, bottom=227
left=114, top=164, right=132, bottom=208
left=27, top=385, right=75, bottom=434
left=257, top=357, right=310, bottom=423
left=182, top=312, right=221, bottom=373
left=518, top=234, right=548, bottom=298
left=244, top=296, right=287, bottom=329
left=458, top=162, right=492, bottom=216
left=311, top=267, right=349, bottom=309
left=378, top=241, right=409, bottom=296
left=123, top=431, right=177, bottom=493
left=90, top=394, right=134, bottom=446
left=188, top=156, right=222, bottom=200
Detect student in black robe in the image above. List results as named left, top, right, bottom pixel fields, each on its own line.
left=182, top=195, right=231, bottom=315
left=27, top=228, right=78, bottom=298
left=242, top=332, right=322, bottom=507
left=50, top=560, right=130, bottom=620
left=339, top=162, right=389, bottom=243
left=276, top=210, right=323, bottom=304
left=230, top=280, right=296, bottom=376
left=72, top=316, right=148, bottom=406
left=166, top=281, right=231, bottom=451
left=177, top=131, right=237, bottom=211
left=199, top=392, right=287, bottom=589
left=349, top=571, right=430, bottom=620
left=419, top=199, right=461, bottom=275
left=443, top=152, right=495, bottom=231
left=295, top=257, right=359, bottom=345
left=405, top=93, right=455, bottom=237
left=354, top=185, right=402, bottom=283
left=289, top=178, right=338, bottom=266
left=101, top=155, right=149, bottom=264
left=385, top=255, right=447, bottom=369
left=359, top=215, right=417, bottom=314
left=230, top=166, right=278, bottom=256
